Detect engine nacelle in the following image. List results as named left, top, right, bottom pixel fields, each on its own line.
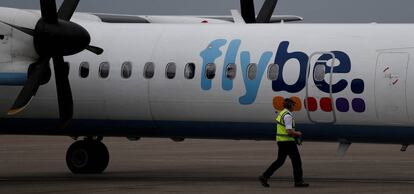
left=0, top=7, right=40, bottom=86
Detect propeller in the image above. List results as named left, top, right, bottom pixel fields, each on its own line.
left=4, top=0, right=103, bottom=127
left=240, top=0, right=278, bottom=23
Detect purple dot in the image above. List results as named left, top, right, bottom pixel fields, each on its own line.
left=352, top=98, right=366, bottom=112
left=336, top=98, right=349, bottom=112
left=351, top=79, right=364, bottom=94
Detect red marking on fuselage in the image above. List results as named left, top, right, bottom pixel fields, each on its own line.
left=392, top=79, right=399, bottom=85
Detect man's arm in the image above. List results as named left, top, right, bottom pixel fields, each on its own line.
left=287, top=129, right=302, bottom=137
left=284, top=114, right=302, bottom=137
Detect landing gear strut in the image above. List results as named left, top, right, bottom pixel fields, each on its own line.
left=66, top=138, right=109, bottom=174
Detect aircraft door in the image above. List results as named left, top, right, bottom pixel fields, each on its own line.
left=305, top=52, right=336, bottom=124
left=375, top=52, right=409, bottom=123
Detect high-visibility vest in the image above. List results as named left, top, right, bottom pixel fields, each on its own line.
left=276, top=109, right=296, bottom=142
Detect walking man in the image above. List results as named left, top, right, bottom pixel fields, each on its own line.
left=259, top=98, right=309, bottom=187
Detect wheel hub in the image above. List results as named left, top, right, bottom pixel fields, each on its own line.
left=71, top=149, right=88, bottom=168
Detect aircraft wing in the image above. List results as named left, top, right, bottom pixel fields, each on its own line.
left=90, top=13, right=303, bottom=24
left=22, top=9, right=303, bottom=24
left=203, top=15, right=303, bottom=23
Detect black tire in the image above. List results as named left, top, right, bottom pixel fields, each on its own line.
left=66, top=140, right=109, bottom=174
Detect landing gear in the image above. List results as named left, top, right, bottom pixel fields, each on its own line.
left=66, top=138, right=109, bottom=174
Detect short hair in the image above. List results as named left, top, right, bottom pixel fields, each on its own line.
left=283, top=98, right=296, bottom=109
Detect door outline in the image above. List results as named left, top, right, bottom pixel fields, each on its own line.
left=374, top=52, right=409, bottom=123
left=305, top=52, right=337, bottom=124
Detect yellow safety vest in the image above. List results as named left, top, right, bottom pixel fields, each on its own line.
left=276, top=109, right=296, bottom=142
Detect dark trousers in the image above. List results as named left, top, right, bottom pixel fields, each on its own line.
left=262, top=141, right=303, bottom=183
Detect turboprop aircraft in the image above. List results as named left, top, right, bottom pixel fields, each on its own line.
left=1, top=0, right=414, bottom=174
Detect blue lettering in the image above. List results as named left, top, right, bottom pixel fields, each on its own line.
left=199, top=39, right=355, bottom=105
left=272, top=41, right=309, bottom=93
left=315, top=51, right=351, bottom=93
left=239, top=51, right=273, bottom=105
left=200, top=39, right=227, bottom=90
left=222, top=39, right=241, bottom=91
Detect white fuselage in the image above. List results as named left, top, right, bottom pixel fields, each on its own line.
left=1, top=11, right=414, bottom=142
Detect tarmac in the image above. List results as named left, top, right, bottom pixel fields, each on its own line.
left=1, top=135, right=414, bottom=194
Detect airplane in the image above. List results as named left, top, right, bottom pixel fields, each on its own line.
left=1, top=0, right=414, bottom=174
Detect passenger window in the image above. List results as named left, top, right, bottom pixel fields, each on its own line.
left=166, top=62, right=176, bottom=79
left=121, top=61, right=132, bottom=79
left=79, top=62, right=89, bottom=78
left=247, top=63, right=257, bottom=80
left=314, top=63, right=326, bottom=82
left=205, top=63, right=216, bottom=80
left=184, top=63, right=195, bottom=79
left=99, top=62, right=110, bottom=78
left=226, top=63, right=237, bottom=80
left=144, top=62, right=155, bottom=79
left=267, top=64, right=278, bottom=80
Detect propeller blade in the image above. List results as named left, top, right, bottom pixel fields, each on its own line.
left=58, top=0, right=80, bottom=21
left=86, top=45, right=104, bottom=55
left=0, top=21, right=34, bottom=36
left=240, top=0, right=256, bottom=23
left=8, top=58, right=51, bottom=115
left=256, top=0, right=278, bottom=23
left=40, top=0, right=58, bottom=24
left=52, top=56, right=73, bottom=125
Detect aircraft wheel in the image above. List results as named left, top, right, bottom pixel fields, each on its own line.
left=66, top=140, right=109, bottom=174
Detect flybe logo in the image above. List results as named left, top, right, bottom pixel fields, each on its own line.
left=200, top=39, right=365, bottom=112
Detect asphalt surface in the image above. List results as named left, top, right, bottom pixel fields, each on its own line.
left=1, top=136, right=414, bottom=194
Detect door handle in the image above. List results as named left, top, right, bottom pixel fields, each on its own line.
left=384, top=73, right=399, bottom=79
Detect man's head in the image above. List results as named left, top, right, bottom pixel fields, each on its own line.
left=283, top=98, right=296, bottom=110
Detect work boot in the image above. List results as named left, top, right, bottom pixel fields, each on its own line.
left=294, top=181, right=310, bottom=187
left=258, top=175, right=270, bottom=187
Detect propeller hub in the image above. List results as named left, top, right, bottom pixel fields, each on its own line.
left=34, top=18, right=91, bottom=57
left=7, top=0, right=102, bottom=125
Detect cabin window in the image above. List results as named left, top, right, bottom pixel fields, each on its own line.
left=79, top=62, right=89, bottom=78
left=205, top=63, right=216, bottom=80
left=226, top=63, right=237, bottom=80
left=314, top=63, right=326, bottom=82
left=166, top=62, right=176, bottom=79
left=184, top=63, right=195, bottom=79
left=267, top=64, right=278, bottom=80
left=247, top=63, right=257, bottom=80
left=121, top=61, right=132, bottom=79
left=0, top=35, right=4, bottom=40
left=144, top=62, right=155, bottom=79
left=99, top=62, right=110, bottom=78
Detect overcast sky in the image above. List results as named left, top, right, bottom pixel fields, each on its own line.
left=0, top=0, right=413, bottom=23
